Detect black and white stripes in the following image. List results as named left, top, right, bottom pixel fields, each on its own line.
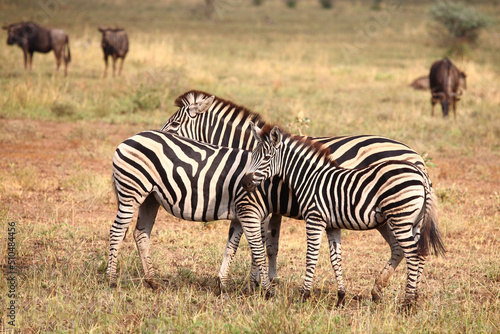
left=160, top=90, right=432, bottom=299
left=108, top=130, right=269, bottom=290
left=242, top=125, right=445, bottom=306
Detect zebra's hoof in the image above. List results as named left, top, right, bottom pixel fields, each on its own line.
left=145, top=279, right=159, bottom=291
left=109, top=282, right=117, bottom=289
left=215, top=277, right=228, bottom=296
left=335, top=290, right=346, bottom=308
left=264, top=288, right=275, bottom=299
left=371, top=292, right=382, bottom=303
left=400, top=298, right=417, bottom=314
left=298, top=290, right=311, bottom=302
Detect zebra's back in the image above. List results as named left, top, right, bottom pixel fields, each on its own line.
left=317, top=160, right=429, bottom=231
left=312, top=135, right=426, bottom=170
left=113, top=130, right=250, bottom=222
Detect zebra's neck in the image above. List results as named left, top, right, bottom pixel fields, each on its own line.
left=204, top=98, right=265, bottom=150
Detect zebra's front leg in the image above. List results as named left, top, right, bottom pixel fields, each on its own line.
left=300, top=221, right=325, bottom=301
left=326, top=228, right=346, bottom=307
left=217, top=220, right=244, bottom=294
left=246, top=215, right=272, bottom=288
left=266, top=214, right=282, bottom=283
left=371, top=224, right=404, bottom=302
left=240, top=215, right=274, bottom=298
left=134, top=195, right=160, bottom=290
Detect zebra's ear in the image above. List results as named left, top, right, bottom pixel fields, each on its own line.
left=187, top=95, right=215, bottom=117
left=199, top=95, right=215, bottom=113
left=270, top=126, right=282, bottom=148
left=250, top=122, right=263, bottom=142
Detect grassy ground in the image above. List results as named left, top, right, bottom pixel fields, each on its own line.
left=0, top=0, right=499, bottom=332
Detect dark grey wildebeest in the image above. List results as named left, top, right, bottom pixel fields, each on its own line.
left=410, top=73, right=466, bottom=92
left=429, top=58, right=467, bottom=118
left=98, top=27, right=129, bottom=77
left=2, top=22, right=71, bottom=76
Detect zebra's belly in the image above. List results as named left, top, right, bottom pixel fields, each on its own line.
left=154, top=190, right=237, bottom=222
left=329, top=206, right=386, bottom=230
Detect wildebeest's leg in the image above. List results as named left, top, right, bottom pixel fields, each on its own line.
left=371, top=224, right=404, bottom=302
left=217, top=219, right=244, bottom=294
left=22, top=48, right=28, bottom=70
left=112, top=54, right=118, bottom=77
left=28, top=51, right=34, bottom=71
left=53, top=48, right=62, bottom=72
left=134, top=194, right=160, bottom=290
left=64, top=37, right=70, bottom=76
left=431, top=97, right=438, bottom=117
left=119, top=57, right=125, bottom=76
left=266, top=214, right=282, bottom=283
left=103, top=55, right=109, bottom=78
left=452, top=97, right=457, bottom=119
left=326, top=228, right=346, bottom=307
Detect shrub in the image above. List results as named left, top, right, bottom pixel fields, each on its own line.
left=284, top=0, right=297, bottom=9
left=429, top=2, right=490, bottom=45
left=319, top=0, right=333, bottom=9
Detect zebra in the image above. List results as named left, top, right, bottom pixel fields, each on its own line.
left=160, top=90, right=430, bottom=301
left=241, top=124, right=446, bottom=307
left=108, top=130, right=274, bottom=293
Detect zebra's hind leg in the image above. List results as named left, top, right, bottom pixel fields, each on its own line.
left=388, top=222, right=421, bottom=308
left=371, top=224, right=404, bottom=302
left=415, top=255, right=426, bottom=300
left=107, top=202, right=139, bottom=288
left=217, top=219, right=244, bottom=294
left=326, top=228, right=346, bottom=307
left=134, top=194, right=160, bottom=290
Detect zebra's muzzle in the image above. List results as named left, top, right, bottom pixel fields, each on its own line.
left=241, top=173, right=257, bottom=192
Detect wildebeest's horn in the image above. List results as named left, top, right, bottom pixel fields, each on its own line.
left=450, top=89, right=463, bottom=97
left=432, top=91, right=445, bottom=97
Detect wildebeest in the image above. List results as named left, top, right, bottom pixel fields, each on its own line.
left=2, top=22, right=71, bottom=76
left=410, top=75, right=430, bottom=90
left=429, top=58, right=466, bottom=118
left=410, top=74, right=466, bottom=91
left=98, top=27, right=129, bottom=77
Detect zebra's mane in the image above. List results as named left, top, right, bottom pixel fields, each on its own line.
left=260, top=125, right=339, bottom=167
left=174, top=90, right=265, bottom=125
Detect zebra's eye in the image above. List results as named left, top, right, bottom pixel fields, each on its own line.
left=167, top=121, right=180, bottom=132
left=262, top=154, right=272, bottom=162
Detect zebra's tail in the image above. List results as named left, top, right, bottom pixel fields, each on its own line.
left=111, top=176, right=119, bottom=209
left=417, top=173, right=446, bottom=257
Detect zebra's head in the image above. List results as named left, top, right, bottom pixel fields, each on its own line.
left=160, top=92, right=215, bottom=133
left=242, top=123, right=283, bottom=193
